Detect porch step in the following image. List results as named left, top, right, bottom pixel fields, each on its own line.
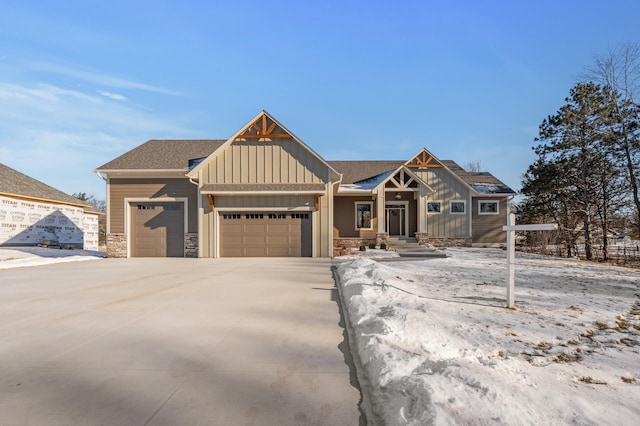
left=386, top=237, right=447, bottom=258
left=386, top=237, right=418, bottom=245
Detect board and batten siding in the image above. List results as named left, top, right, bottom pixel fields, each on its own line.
left=108, top=178, right=198, bottom=233
left=200, top=139, right=330, bottom=185
left=472, top=197, right=509, bottom=244
left=414, top=168, right=470, bottom=238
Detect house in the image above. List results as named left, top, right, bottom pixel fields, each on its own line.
left=0, top=163, right=101, bottom=250
left=95, top=111, right=515, bottom=258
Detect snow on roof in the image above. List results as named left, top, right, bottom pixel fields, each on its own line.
left=336, top=170, right=395, bottom=193
left=471, top=183, right=509, bottom=194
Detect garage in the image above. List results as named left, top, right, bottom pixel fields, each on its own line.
left=131, top=202, right=184, bottom=257
left=220, top=212, right=312, bottom=257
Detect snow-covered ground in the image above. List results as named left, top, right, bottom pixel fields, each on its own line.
left=0, top=246, right=105, bottom=269
left=335, top=248, right=640, bottom=425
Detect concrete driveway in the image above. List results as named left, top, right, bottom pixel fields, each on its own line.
left=0, top=258, right=361, bottom=425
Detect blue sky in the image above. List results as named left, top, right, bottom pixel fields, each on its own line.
left=1, top=1, right=639, bottom=199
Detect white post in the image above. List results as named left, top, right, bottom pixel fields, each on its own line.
left=503, top=218, right=557, bottom=309
left=506, top=213, right=516, bottom=309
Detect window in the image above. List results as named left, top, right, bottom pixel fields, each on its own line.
left=427, top=201, right=442, bottom=214
left=268, top=213, right=287, bottom=219
left=291, top=213, right=309, bottom=219
left=137, top=204, right=155, bottom=210
left=450, top=201, right=466, bottom=214
left=245, top=213, right=264, bottom=219
left=355, top=202, right=373, bottom=229
left=163, top=204, right=181, bottom=211
left=479, top=200, right=499, bottom=215
left=222, top=214, right=241, bottom=219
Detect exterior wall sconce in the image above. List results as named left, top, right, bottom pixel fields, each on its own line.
left=395, top=192, right=402, bottom=200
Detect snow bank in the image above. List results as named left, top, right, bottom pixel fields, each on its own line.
left=336, top=249, right=640, bottom=425
left=0, top=247, right=105, bottom=269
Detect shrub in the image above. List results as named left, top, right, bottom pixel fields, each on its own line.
left=369, top=243, right=376, bottom=249
left=380, top=243, right=387, bottom=250
left=359, top=245, right=366, bottom=251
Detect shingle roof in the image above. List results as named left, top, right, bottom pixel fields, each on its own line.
left=329, top=159, right=515, bottom=194
left=95, top=139, right=226, bottom=170
left=96, top=140, right=515, bottom=195
left=440, top=160, right=516, bottom=194
left=0, top=163, right=92, bottom=207
left=328, top=161, right=405, bottom=184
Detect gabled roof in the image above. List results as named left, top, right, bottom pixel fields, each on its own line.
left=188, top=110, right=341, bottom=181
left=328, top=161, right=405, bottom=184
left=441, top=160, right=516, bottom=194
left=329, top=158, right=515, bottom=195
left=95, top=139, right=226, bottom=171
left=0, top=163, right=93, bottom=208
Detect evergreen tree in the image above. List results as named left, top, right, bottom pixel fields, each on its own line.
left=584, top=42, right=640, bottom=238
left=522, top=83, right=615, bottom=260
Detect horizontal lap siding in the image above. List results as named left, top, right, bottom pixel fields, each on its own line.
left=108, top=178, right=197, bottom=233
left=333, top=196, right=377, bottom=239
left=472, top=197, right=508, bottom=243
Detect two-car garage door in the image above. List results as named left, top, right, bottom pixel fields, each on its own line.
left=220, top=212, right=312, bottom=257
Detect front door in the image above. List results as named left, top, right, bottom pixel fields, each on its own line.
left=385, top=204, right=406, bottom=236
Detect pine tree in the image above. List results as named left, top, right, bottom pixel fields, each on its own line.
left=522, top=83, right=615, bottom=260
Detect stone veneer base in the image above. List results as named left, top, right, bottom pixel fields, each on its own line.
left=428, top=237, right=472, bottom=248
left=106, top=233, right=127, bottom=258
left=185, top=233, right=198, bottom=258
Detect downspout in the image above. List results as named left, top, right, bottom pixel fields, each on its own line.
left=330, top=179, right=341, bottom=258
left=507, top=195, right=515, bottom=221
left=94, top=171, right=109, bottom=236
left=187, top=174, right=202, bottom=258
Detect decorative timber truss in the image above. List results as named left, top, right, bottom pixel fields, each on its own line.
left=385, top=169, right=419, bottom=189
left=237, top=113, right=293, bottom=139
left=405, top=150, right=443, bottom=168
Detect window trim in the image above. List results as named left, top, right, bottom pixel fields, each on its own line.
left=478, top=200, right=499, bottom=215
left=450, top=200, right=466, bottom=214
left=355, top=201, right=373, bottom=230
left=427, top=200, right=443, bottom=214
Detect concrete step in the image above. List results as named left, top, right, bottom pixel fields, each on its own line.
left=386, top=237, right=447, bottom=258
left=394, top=246, right=438, bottom=253
left=386, top=238, right=418, bottom=245
left=397, top=251, right=447, bottom=258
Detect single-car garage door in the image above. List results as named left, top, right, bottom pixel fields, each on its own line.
left=131, top=202, right=184, bottom=257
left=220, top=212, right=312, bottom=257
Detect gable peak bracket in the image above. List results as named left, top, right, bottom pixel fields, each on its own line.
left=240, top=114, right=293, bottom=139
left=407, top=151, right=443, bottom=168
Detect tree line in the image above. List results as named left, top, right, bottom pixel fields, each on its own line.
left=519, top=43, right=640, bottom=261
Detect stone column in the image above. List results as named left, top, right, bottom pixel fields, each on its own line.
left=415, top=232, right=429, bottom=246
left=106, top=233, right=127, bottom=258
left=185, top=233, right=198, bottom=258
